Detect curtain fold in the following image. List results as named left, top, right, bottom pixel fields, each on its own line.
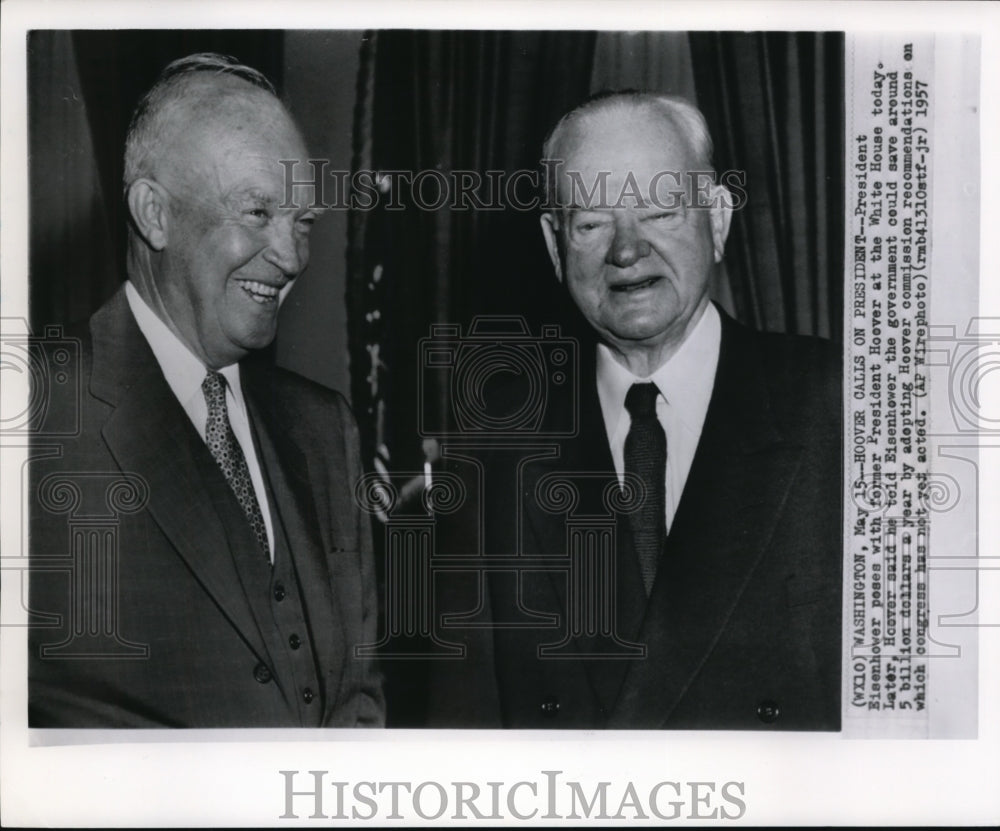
left=28, top=31, right=118, bottom=330
left=688, top=32, right=844, bottom=339
left=590, top=30, right=699, bottom=101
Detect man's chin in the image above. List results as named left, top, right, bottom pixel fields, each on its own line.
left=603, top=317, right=677, bottom=346
left=604, top=299, right=708, bottom=346
left=240, top=331, right=278, bottom=354
left=218, top=325, right=279, bottom=364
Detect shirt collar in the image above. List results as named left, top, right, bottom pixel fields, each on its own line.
left=125, top=280, right=246, bottom=415
left=596, top=301, right=721, bottom=436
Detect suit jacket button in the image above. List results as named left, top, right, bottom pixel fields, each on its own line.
left=756, top=700, right=780, bottom=724
left=302, top=687, right=315, bottom=704
left=288, top=634, right=301, bottom=650
left=540, top=696, right=560, bottom=717
left=253, top=663, right=272, bottom=684
left=273, top=583, right=286, bottom=602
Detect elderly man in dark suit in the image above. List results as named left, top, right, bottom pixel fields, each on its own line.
left=428, top=91, right=841, bottom=730
left=28, top=54, right=383, bottom=727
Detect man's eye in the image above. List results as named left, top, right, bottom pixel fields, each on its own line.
left=246, top=208, right=270, bottom=222
left=647, top=210, right=682, bottom=223
left=296, top=215, right=316, bottom=233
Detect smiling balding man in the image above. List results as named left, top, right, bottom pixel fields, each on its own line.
left=29, top=54, right=384, bottom=727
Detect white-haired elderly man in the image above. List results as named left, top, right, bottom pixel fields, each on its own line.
left=430, top=92, right=841, bottom=731
left=29, top=53, right=383, bottom=728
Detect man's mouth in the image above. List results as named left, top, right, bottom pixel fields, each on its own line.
left=236, top=279, right=282, bottom=304
left=611, top=276, right=662, bottom=293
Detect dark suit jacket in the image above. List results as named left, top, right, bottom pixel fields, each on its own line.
left=426, top=309, right=842, bottom=730
left=28, top=287, right=384, bottom=727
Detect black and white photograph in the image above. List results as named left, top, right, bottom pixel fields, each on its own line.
left=1, top=0, right=997, bottom=826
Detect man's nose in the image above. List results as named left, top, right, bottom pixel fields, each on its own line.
left=263, top=218, right=307, bottom=276
left=605, top=217, right=651, bottom=268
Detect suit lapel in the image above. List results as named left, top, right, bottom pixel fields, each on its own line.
left=607, top=313, right=803, bottom=727
left=91, top=289, right=272, bottom=666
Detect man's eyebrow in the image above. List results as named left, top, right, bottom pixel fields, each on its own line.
left=230, top=188, right=278, bottom=206
left=227, top=188, right=326, bottom=218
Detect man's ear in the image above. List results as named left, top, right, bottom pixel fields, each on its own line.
left=539, top=212, right=563, bottom=282
left=708, top=184, right=734, bottom=264
left=126, top=178, right=170, bottom=251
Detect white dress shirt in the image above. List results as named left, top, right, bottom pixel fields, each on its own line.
left=125, top=281, right=275, bottom=560
left=596, top=302, right=721, bottom=533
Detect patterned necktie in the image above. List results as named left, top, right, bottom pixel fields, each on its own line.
left=624, top=382, right=667, bottom=595
left=202, top=371, right=270, bottom=562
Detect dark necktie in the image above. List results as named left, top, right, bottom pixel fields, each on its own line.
left=202, top=371, right=270, bottom=562
left=624, top=382, right=666, bottom=595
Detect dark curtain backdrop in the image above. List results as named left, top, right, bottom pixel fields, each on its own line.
left=689, top=32, right=844, bottom=340
left=28, top=30, right=284, bottom=332
left=348, top=30, right=599, bottom=473
left=348, top=30, right=845, bottom=474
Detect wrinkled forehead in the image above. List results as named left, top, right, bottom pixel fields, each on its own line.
left=550, top=104, right=700, bottom=208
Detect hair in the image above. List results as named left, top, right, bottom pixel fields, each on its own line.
left=122, top=52, right=278, bottom=195
left=541, top=90, right=715, bottom=209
